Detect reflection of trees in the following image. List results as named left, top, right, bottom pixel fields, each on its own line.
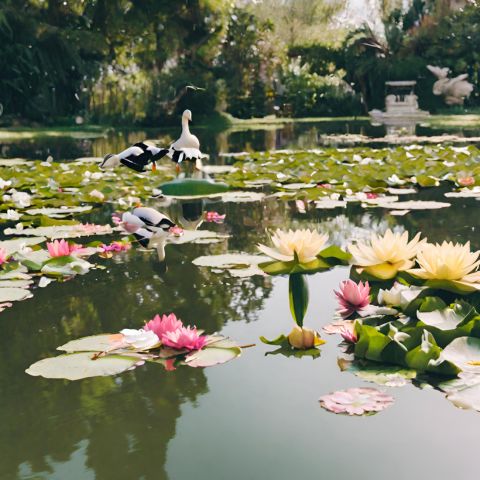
left=0, top=203, right=276, bottom=478
left=0, top=279, right=208, bottom=480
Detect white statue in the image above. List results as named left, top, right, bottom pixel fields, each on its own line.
left=427, top=65, right=474, bottom=105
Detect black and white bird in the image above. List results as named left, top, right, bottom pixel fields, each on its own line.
left=99, top=142, right=166, bottom=172
left=100, top=110, right=205, bottom=173
left=120, top=207, right=183, bottom=261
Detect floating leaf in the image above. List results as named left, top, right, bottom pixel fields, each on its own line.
left=25, top=352, right=139, bottom=380
left=58, top=334, right=124, bottom=353
left=184, top=344, right=242, bottom=368
left=0, top=287, right=32, bottom=303
left=192, top=253, right=269, bottom=277
left=320, top=387, right=394, bottom=415
left=159, top=178, right=229, bottom=197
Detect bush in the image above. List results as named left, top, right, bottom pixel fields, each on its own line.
left=280, top=59, right=363, bottom=117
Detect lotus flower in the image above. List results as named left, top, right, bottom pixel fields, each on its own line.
left=144, top=313, right=183, bottom=339
left=161, top=326, right=207, bottom=351
left=334, top=280, right=370, bottom=318
left=408, top=241, right=480, bottom=292
left=349, top=229, right=425, bottom=280
left=76, top=223, right=111, bottom=234
left=120, top=328, right=160, bottom=350
left=320, top=388, right=394, bottom=415
left=47, top=239, right=84, bottom=257
left=322, top=319, right=354, bottom=335
left=377, top=282, right=425, bottom=309
left=0, top=247, right=8, bottom=266
left=340, top=324, right=358, bottom=343
left=287, top=326, right=325, bottom=349
left=99, top=241, right=131, bottom=253
left=257, top=229, right=328, bottom=264
left=111, top=213, right=122, bottom=225
left=457, top=175, right=475, bottom=187
left=205, top=211, right=226, bottom=223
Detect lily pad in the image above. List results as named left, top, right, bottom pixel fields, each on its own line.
left=192, top=253, right=269, bottom=277
left=0, top=287, right=33, bottom=303
left=159, top=178, right=229, bottom=197
left=58, top=334, right=124, bottom=353
left=25, top=352, right=139, bottom=380
left=184, top=343, right=242, bottom=367
left=374, top=200, right=451, bottom=210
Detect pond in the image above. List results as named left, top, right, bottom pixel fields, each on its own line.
left=1, top=123, right=480, bottom=480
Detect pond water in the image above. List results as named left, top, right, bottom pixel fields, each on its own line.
left=1, top=125, right=480, bottom=480
left=2, top=117, right=480, bottom=160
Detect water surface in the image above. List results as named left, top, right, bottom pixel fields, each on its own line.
left=1, top=128, right=480, bottom=480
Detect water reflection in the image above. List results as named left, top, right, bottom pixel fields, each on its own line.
left=1, top=171, right=480, bottom=478
left=2, top=119, right=480, bottom=161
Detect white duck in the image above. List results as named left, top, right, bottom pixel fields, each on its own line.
left=120, top=207, right=183, bottom=261
left=165, top=109, right=205, bottom=171
left=100, top=110, right=205, bottom=173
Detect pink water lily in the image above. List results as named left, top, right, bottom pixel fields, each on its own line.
left=47, top=239, right=84, bottom=257
left=0, top=247, right=8, bottom=266
left=162, top=326, right=207, bottom=351
left=76, top=223, right=111, bottom=234
left=204, top=211, right=226, bottom=223
left=99, top=241, right=131, bottom=253
left=144, top=313, right=183, bottom=339
left=111, top=213, right=122, bottom=225
left=458, top=176, right=475, bottom=187
left=334, top=280, right=370, bottom=318
left=322, top=319, right=354, bottom=335
left=340, top=324, right=358, bottom=344
left=320, top=387, right=394, bottom=415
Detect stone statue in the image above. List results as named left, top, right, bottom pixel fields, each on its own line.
left=427, top=65, right=474, bottom=106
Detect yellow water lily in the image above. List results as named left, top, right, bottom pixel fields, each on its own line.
left=348, top=229, right=425, bottom=280
left=287, top=326, right=325, bottom=349
left=408, top=241, right=480, bottom=292
left=257, top=229, right=328, bottom=264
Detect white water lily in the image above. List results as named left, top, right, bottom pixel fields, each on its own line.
left=11, top=190, right=32, bottom=208
left=349, top=229, right=425, bottom=280
left=388, top=325, right=410, bottom=351
left=0, top=178, right=12, bottom=189
left=0, top=209, right=21, bottom=221
left=378, top=283, right=426, bottom=309
left=120, top=328, right=160, bottom=350
left=408, top=241, right=480, bottom=292
left=257, top=229, right=328, bottom=264
left=89, top=189, right=105, bottom=201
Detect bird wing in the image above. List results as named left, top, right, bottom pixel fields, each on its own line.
left=167, top=147, right=205, bottom=164
left=118, top=145, right=145, bottom=159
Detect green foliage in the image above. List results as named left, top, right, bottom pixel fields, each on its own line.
left=217, top=7, right=281, bottom=119
left=341, top=2, right=480, bottom=112
left=280, top=59, right=363, bottom=117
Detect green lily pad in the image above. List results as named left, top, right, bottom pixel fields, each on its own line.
left=25, top=352, right=139, bottom=380
left=159, top=178, right=230, bottom=197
